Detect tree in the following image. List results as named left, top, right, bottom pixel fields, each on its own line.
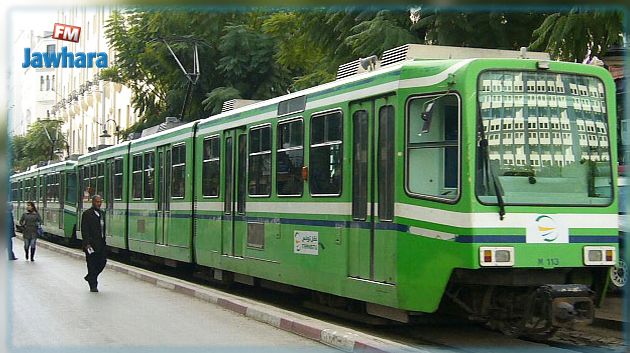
left=105, top=9, right=294, bottom=135
left=411, top=10, right=546, bottom=50
left=103, top=7, right=624, bottom=139
left=529, top=9, right=624, bottom=61
left=11, top=120, right=67, bottom=173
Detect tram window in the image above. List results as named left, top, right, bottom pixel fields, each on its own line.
left=50, top=175, right=54, bottom=202
left=277, top=119, right=304, bottom=196
left=352, top=110, right=368, bottom=220
left=39, top=177, right=45, bottom=202
left=96, top=162, right=105, bottom=197
left=310, top=111, right=343, bottom=196
left=66, top=172, right=77, bottom=205
left=406, top=94, right=460, bottom=201
left=49, top=175, right=53, bottom=202
left=202, top=136, right=220, bottom=197
left=53, top=174, right=58, bottom=202
left=224, top=137, right=233, bottom=212
left=379, top=105, right=395, bottom=220
left=171, top=144, right=186, bottom=198
left=249, top=125, right=272, bottom=196
left=113, top=158, right=123, bottom=200
left=90, top=164, right=97, bottom=195
left=144, top=152, right=155, bottom=199
left=51, top=174, right=58, bottom=202
left=35, top=178, right=40, bottom=201
left=46, top=175, right=52, bottom=202
left=51, top=174, right=57, bottom=202
left=80, top=166, right=88, bottom=205
left=237, top=134, right=247, bottom=213
left=132, top=154, right=143, bottom=199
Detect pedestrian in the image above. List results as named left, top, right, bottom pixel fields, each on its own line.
left=19, top=201, right=41, bottom=262
left=7, top=203, right=18, bottom=260
left=81, top=195, right=107, bottom=293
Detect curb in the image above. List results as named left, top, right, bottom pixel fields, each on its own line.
left=34, top=239, right=430, bottom=353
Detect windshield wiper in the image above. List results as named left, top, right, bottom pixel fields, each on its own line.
left=477, top=106, right=506, bottom=221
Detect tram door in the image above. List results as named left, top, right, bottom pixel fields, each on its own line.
left=156, top=146, right=170, bottom=246
left=222, top=128, right=246, bottom=257
left=348, top=95, right=397, bottom=282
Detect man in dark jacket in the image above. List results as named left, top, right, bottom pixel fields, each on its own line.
left=81, top=195, right=107, bottom=292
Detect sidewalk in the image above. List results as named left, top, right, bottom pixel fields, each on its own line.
left=13, top=239, right=432, bottom=353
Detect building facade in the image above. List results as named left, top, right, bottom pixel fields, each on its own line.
left=52, top=6, right=139, bottom=156
left=12, top=30, right=57, bottom=136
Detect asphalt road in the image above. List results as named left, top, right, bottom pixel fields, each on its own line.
left=7, top=245, right=336, bottom=353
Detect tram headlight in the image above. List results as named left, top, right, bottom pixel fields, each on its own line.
left=479, top=247, right=515, bottom=267
left=583, top=246, right=616, bottom=266
left=588, top=250, right=603, bottom=262
left=495, top=250, right=511, bottom=263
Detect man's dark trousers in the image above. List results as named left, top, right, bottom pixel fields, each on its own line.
left=85, top=250, right=107, bottom=287
left=81, top=206, right=107, bottom=290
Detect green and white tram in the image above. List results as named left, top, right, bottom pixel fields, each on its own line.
left=11, top=44, right=619, bottom=336
left=11, top=160, right=78, bottom=242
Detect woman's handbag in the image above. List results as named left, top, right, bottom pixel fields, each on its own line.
left=36, top=224, right=44, bottom=237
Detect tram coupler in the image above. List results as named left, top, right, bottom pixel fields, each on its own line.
left=536, top=284, right=594, bottom=327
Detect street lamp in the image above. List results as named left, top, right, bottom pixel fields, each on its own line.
left=40, top=119, right=63, bottom=162
left=98, top=118, right=121, bottom=143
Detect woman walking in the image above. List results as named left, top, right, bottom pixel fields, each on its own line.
left=20, top=201, right=42, bottom=261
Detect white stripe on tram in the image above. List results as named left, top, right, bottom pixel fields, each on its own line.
left=395, top=203, right=617, bottom=229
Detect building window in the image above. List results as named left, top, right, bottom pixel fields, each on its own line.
left=46, top=44, right=55, bottom=55
left=310, top=111, right=343, bottom=196
left=46, top=75, right=50, bottom=90
left=248, top=125, right=272, bottom=196
left=202, top=136, right=220, bottom=197
left=277, top=119, right=303, bottom=196
left=40, top=76, right=44, bottom=91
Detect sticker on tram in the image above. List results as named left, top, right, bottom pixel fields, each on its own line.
left=526, top=215, right=569, bottom=243
left=294, top=231, right=319, bottom=255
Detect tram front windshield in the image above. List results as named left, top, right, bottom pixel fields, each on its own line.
left=476, top=71, right=613, bottom=206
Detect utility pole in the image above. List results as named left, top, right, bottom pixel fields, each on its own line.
left=150, top=36, right=207, bottom=121
left=43, top=123, right=59, bottom=162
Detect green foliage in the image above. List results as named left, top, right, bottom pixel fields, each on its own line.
left=345, top=10, right=418, bottom=56
left=105, top=9, right=293, bottom=135
left=103, top=7, right=623, bottom=138
left=530, top=9, right=624, bottom=61
left=412, top=10, right=545, bottom=50
left=11, top=120, right=67, bottom=173
left=202, top=87, right=242, bottom=115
